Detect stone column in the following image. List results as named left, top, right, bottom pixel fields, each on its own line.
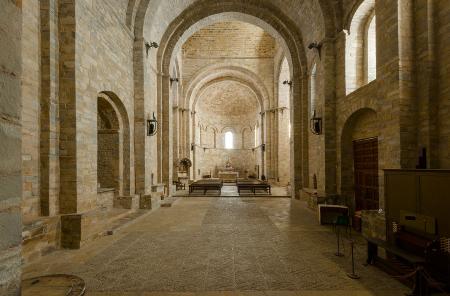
left=335, top=30, right=348, bottom=195
left=260, top=112, right=266, bottom=177
left=133, top=37, right=146, bottom=194
left=414, top=0, right=439, bottom=168
left=0, top=1, right=22, bottom=294
left=40, top=0, right=60, bottom=216
left=322, top=39, right=337, bottom=195
left=158, top=73, right=172, bottom=194
left=58, top=0, right=77, bottom=214
left=272, top=110, right=279, bottom=182
left=398, top=0, right=417, bottom=169
left=290, top=74, right=307, bottom=199
left=191, top=111, right=196, bottom=179
left=172, top=106, right=179, bottom=180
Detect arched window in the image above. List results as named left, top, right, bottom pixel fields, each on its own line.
left=310, top=63, right=317, bottom=116
left=366, top=15, right=376, bottom=82
left=345, top=0, right=376, bottom=94
left=224, top=131, right=234, bottom=149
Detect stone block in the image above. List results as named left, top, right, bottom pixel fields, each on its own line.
left=113, top=195, right=138, bottom=210
left=139, top=194, right=160, bottom=210
left=61, top=214, right=82, bottom=249
left=362, top=210, right=387, bottom=241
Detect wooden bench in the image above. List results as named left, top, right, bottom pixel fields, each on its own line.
left=189, top=179, right=223, bottom=195
left=237, top=180, right=271, bottom=194
left=364, top=235, right=428, bottom=295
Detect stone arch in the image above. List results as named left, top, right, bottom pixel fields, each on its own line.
left=193, top=77, right=261, bottom=112
left=185, top=64, right=269, bottom=113
left=97, top=92, right=131, bottom=197
left=154, top=1, right=309, bottom=197
left=340, top=107, right=379, bottom=212
left=221, top=126, right=236, bottom=134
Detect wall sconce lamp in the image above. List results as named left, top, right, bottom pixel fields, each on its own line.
left=170, top=77, right=179, bottom=85
left=283, top=80, right=292, bottom=86
left=191, top=143, right=195, bottom=151
left=262, top=143, right=266, bottom=152
left=147, top=112, right=158, bottom=136
left=310, top=110, right=322, bottom=135
left=308, top=42, right=322, bottom=59
left=145, top=41, right=159, bottom=56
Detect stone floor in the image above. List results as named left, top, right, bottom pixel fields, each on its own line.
left=23, top=197, right=409, bottom=295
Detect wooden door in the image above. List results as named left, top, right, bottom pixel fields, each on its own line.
left=353, top=137, right=379, bottom=211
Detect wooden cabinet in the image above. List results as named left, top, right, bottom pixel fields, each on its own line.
left=384, top=169, right=450, bottom=237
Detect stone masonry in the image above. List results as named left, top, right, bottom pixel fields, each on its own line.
left=1, top=1, right=449, bottom=294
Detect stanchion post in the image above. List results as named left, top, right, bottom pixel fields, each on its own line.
left=347, top=239, right=360, bottom=279
left=335, top=225, right=344, bottom=257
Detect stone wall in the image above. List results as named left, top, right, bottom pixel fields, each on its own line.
left=0, top=1, right=22, bottom=294
left=194, top=147, right=259, bottom=179
left=307, top=58, right=325, bottom=192
left=436, top=0, right=450, bottom=168
left=75, top=0, right=135, bottom=212
left=142, top=30, right=159, bottom=192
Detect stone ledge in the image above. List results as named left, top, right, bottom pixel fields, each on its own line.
left=113, top=195, right=139, bottom=210
left=61, top=207, right=132, bottom=249
left=22, top=216, right=60, bottom=263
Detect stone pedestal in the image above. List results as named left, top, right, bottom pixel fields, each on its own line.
left=301, top=188, right=339, bottom=210
left=152, top=183, right=166, bottom=195
left=139, top=194, right=161, bottom=210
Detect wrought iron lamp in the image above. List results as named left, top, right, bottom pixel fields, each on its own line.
left=147, top=112, right=158, bottom=136
left=310, top=110, right=322, bottom=135
left=308, top=42, right=322, bottom=59
left=145, top=41, right=159, bottom=56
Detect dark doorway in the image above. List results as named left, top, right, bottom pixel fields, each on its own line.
left=353, top=137, right=379, bottom=211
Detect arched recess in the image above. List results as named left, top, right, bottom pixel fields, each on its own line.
left=97, top=92, right=131, bottom=197
left=241, top=127, right=254, bottom=149
left=184, top=66, right=269, bottom=181
left=340, top=107, right=379, bottom=212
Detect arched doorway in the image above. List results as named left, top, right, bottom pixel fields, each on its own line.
left=341, top=108, right=379, bottom=213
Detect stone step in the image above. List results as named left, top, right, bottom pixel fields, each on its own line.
left=160, top=196, right=178, bottom=207
left=106, top=210, right=149, bottom=235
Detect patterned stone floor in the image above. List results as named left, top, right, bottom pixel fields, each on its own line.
left=23, top=197, right=409, bottom=295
